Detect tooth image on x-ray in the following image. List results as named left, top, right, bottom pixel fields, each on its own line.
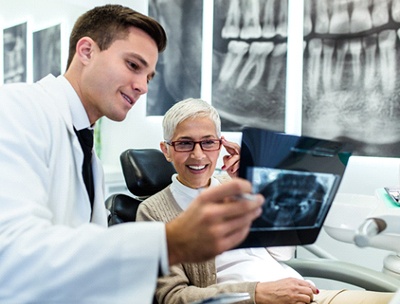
left=303, top=0, right=400, bottom=157
left=212, top=0, right=288, bottom=131
left=146, top=0, right=203, bottom=116
left=3, top=22, right=27, bottom=84
left=33, top=24, right=61, bottom=82
left=250, top=169, right=334, bottom=229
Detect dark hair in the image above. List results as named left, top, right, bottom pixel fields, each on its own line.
left=66, top=4, right=167, bottom=69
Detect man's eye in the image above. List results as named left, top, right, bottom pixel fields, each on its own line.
left=128, top=61, right=139, bottom=70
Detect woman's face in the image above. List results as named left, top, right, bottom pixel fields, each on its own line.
left=161, top=116, right=221, bottom=189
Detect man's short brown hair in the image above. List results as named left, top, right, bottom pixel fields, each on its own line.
left=66, top=4, right=167, bottom=70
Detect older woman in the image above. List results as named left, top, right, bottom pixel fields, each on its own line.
left=136, top=98, right=393, bottom=304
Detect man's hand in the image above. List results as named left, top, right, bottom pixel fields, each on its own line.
left=166, top=178, right=263, bottom=266
left=255, top=278, right=319, bottom=304
left=221, top=136, right=240, bottom=178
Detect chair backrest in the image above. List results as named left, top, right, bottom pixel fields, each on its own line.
left=106, top=149, right=176, bottom=225
left=120, top=148, right=176, bottom=200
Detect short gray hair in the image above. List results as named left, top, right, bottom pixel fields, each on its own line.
left=163, top=98, right=221, bottom=141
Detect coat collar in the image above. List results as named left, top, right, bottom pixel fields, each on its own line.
left=37, top=74, right=91, bottom=134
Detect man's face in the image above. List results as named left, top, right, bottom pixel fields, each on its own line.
left=161, top=117, right=221, bottom=189
left=80, top=27, right=159, bottom=124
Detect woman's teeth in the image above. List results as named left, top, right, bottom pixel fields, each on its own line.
left=188, top=165, right=206, bottom=171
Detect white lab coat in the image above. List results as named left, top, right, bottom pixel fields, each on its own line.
left=0, top=75, right=165, bottom=303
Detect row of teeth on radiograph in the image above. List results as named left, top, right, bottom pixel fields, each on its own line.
left=218, top=0, right=400, bottom=97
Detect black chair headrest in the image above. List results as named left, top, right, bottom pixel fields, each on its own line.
left=120, top=149, right=176, bottom=199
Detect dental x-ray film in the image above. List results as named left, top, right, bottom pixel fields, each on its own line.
left=237, top=127, right=352, bottom=247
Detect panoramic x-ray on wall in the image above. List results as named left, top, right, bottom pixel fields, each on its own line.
left=302, top=0, right=400, bottom=157
left=212, top=0, right=288, bottom=131
left=146, top=0, right=203, bottom=116
left=33, top=24, right=61, bottom=82
left=3, top=22, right=27, bottom=84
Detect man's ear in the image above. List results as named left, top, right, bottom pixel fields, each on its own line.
left=160, top=142, right=171, bottom=162
left=75, top=37, right=96, bottom=65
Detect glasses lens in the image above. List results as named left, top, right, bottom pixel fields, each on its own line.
left=201, top=140, right=220, bottom=151
left=174, top=141, right=194, bottom=152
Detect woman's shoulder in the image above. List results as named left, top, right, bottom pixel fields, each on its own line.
left=136, top=186, right=180, bottom=223
left=140, top=186, right=173, bottom=207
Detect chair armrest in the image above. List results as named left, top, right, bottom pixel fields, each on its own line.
left=105, top=194, right=141, bottom=226
left=285, top=258, right=400, bottom=292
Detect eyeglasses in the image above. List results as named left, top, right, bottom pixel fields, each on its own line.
left=165, top=139, right=222, bottom=152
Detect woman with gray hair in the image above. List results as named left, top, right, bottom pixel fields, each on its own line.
left=162, top=98, right=240, bottom=177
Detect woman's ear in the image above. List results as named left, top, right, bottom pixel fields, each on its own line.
left=160, top=142, right=171, bottom=162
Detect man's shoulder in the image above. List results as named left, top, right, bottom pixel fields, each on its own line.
left=0, top=75, right=60, bottom=106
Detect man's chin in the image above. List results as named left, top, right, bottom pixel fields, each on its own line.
left=108, top=112, right=128, bottom=122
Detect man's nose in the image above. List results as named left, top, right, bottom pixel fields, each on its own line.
left=132, top=76, right=148, bottom=95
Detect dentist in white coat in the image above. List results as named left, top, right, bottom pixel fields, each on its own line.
left=0, top=4, right=263, bottom=303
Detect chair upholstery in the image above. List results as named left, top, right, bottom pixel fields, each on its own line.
left=105, top=194, right=141, bottom=225
left=106, top=148, right=176, bottom=226
left=120, top=149, right=176, bottom=199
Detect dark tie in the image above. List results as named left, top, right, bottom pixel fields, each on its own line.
left=74, top=127, right=95, bottom=209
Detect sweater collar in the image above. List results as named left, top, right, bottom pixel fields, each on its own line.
left=170, top=174, right=220, bottom=210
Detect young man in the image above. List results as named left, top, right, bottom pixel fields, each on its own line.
left=0, top=5, right=263, bottom=302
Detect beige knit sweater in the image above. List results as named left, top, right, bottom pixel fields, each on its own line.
left=136, top=184, right=258, bottom=304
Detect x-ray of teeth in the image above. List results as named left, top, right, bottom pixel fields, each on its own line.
left=146, top=0, right=203, bottom=116
left=250, top=169, right=335, bottom=229
left=33, top=24, right=61, bottom=82
left=3, top=22, right=27, bottom=84
left=303, top=0, right=400, bottom=157
left=213, top=0, right=288, bottom=131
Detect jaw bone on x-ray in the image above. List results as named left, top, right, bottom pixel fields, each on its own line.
left=303, top=0, right=400, bottom=157
left=251, top=169, right=334, bottom=229
left=213, top=0, right=288, bottom=132
left=147, top=0, right=203, bottom=116
left=3, top=23, right=27, bottom=84
left=213, top=0, right=400, bottom=157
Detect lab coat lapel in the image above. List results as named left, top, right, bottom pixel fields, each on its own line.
left=39, top=75, right=97, bottom=222
left=91, top=154, right=108, bottom=225
left=39, top=75, right=85, bottom=192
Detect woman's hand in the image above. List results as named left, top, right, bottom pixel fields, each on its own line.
left=221, top=136, right=240, bottom=178
left=255, top=278, right=319, bottom=304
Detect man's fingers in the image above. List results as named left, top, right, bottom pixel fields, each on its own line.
left=199, top=178, right=251, bottom=202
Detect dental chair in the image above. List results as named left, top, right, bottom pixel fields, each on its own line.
left=105, top=148, right=176, bottom=225
left=105, top=148, right=400, bottom=292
